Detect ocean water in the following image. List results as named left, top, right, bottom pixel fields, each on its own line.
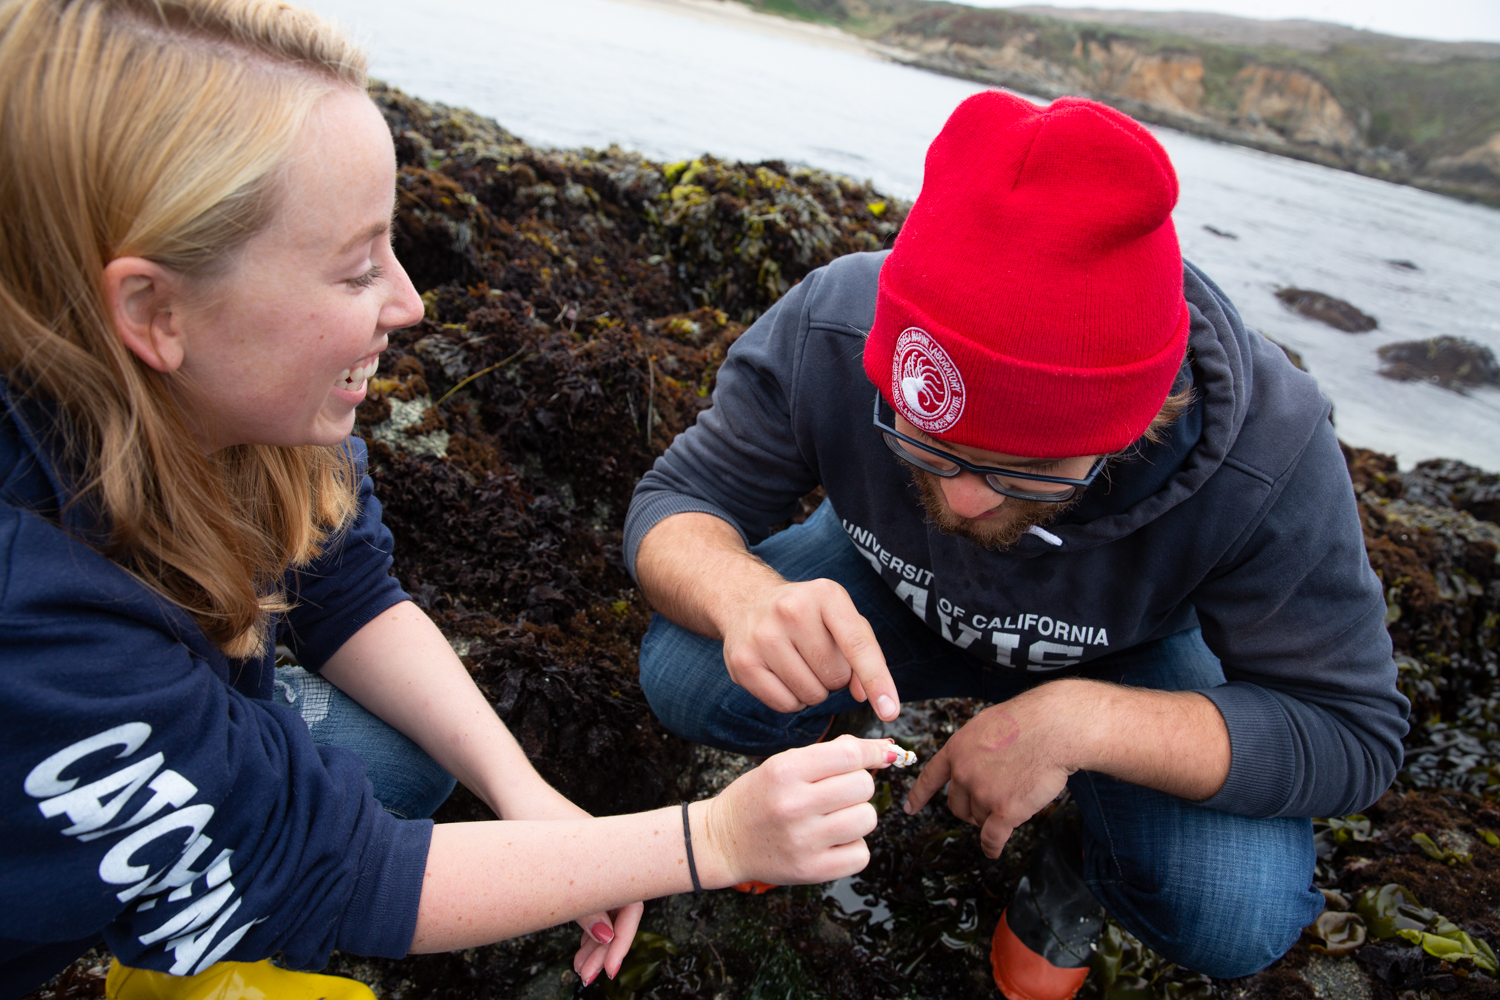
left=306, top=0, right=1500, bottom=469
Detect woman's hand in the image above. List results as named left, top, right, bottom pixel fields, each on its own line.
left=571, top=902, right=643, bottom=987
left=699, top=735, right=899, bottom=887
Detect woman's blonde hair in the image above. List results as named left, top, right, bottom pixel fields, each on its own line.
left=0, top=0, right=370, bottom=658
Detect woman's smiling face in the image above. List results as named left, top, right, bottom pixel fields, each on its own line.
left=169, top=86, right=423, bottom=450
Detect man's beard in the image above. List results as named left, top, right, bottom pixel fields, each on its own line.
left=911, top=467, right=1078, bottom=551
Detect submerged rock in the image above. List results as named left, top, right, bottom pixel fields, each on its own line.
left=1377, top=336, right=1500, bottom=392
left=1275, top=287, right=1379, bottom=332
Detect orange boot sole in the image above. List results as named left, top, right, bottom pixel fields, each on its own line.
left=991, top=907, right=1090, bottom=1000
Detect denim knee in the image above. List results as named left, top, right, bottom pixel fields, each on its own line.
left=637, top=612, right=718, bottom=743
left=273, top=666, right=456, bottom=820
left=1091, top=835, right=1321, bottom=977
left=1073, top=772, right=1323, bottom=978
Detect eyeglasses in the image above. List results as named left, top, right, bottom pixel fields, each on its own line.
left=872, top=394, right=1104, bottom=503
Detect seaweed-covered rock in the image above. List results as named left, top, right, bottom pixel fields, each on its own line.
left=1406, top=460, right=1500, bottom=525
left=25, top=85, right=1500, bottom=1000
left=1275, top=287, right=1379, bottom=332
left=1377, top=336, right=1500, bottom=392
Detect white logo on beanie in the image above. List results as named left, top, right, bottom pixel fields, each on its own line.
left=892, top=327, right=965, bottom=433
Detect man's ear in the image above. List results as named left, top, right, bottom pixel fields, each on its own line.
left=101, top=257, right=188, bottom=373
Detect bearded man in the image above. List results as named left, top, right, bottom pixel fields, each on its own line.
left=623, top=91, right=1407, bottom=997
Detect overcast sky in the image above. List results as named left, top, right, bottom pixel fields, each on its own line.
left=975, top=1, right=1500, bottom=43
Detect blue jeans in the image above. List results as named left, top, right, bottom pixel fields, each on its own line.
left=273, top=666, right=457, bottom=820
left=638, top=502, right=1323, bottom=977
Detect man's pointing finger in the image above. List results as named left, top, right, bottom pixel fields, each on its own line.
left=903, top=747, right=952, bottom=814
left=823, top=602, right=900, bottom=721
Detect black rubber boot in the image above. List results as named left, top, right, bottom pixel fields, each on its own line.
left=992, top=803, right=1105, bottom=999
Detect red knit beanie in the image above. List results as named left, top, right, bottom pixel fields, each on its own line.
left=864, top=91, right=1189, bottom=459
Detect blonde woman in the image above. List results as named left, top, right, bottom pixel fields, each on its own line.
left=0, top=1, right=897, bottom=996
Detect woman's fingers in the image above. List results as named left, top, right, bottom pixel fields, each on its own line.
left=824, top=838, right=874, bottom=879
left=603, top=903, right=644, bottom=979
left=776, top=735, right=900, bottom=783
left=575, top=911, right=614, bottom=945
left=573, top=934, right=606, bottom=986
left=801, top=766, right=876, bottom=815
left=820, top=800, right=879, bottom=846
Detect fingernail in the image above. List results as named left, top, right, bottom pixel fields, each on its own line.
left=885, top=749, right=898, bottom=763
left=585, top=969, right=599, bottom=987
left=903, top=798, right=914, bottom=814
left=876, top=695, right=896, bottom=718
left=591, top=921, right=614, bottom=944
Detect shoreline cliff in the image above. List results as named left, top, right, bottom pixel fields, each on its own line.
left=727, top=0, right=1500, bottom=208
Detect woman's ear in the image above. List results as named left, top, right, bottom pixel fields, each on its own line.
left=101, top=257, right=188, bottom=373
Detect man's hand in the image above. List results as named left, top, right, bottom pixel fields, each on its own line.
left=721, top=578, right=900, bottom=720
left=636, top=512, right=901, bottom=721
left=903, top=685, right=1077, bottom=858
left=903, top=679, right=1231, bottom=858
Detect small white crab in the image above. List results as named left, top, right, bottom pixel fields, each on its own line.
left=888, top=746, right=917, bottom=768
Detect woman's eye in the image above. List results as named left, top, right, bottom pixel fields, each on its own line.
left=347, top=263, right=385, bottom=289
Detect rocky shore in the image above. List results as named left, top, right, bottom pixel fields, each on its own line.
left=25, top=87, right=1500, bottom=1000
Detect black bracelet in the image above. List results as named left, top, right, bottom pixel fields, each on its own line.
left=681, top=801, right=703, bottom=894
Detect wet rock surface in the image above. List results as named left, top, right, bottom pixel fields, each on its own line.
left=1377, top=337, right=1500, bottom=393
left=1275, top=287, right=1379, bottom=332
left=24, top=89, right=1500, bottom=999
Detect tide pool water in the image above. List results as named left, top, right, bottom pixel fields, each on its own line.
left=307, top=0, right=1500, bottom=469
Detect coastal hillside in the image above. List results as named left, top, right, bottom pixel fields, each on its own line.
left=739, top=0, right=1500, bottom=206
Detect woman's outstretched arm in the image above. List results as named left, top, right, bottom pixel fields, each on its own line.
left=320, top=599, right=642, bottom=978
left=410, top=736, right=898, bottom=953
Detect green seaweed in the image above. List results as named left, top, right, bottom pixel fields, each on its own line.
left=1355, top=883, right=1498, bottom=972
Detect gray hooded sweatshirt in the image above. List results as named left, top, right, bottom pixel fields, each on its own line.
left=625, top=250, right=1408, bottom=820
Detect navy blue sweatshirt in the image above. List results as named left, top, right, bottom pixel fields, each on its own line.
left=626, top=251, right=1408, bottom=820
left=0, top=382, right=430, bottom=997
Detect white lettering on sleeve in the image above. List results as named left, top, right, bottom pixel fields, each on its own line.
left=79, top=770, right=198, bottom=843
left=99, top=804, right=215, bottom=887
left=161, top=896, right=244, bottom=976
left=138, top=881, right=238, bottom=946
left=24, top=722, right=153, bottom=798
left=38, top=753, right=164, bottom=837
left=119, top=835, right=231, bottom=904
left=185, top=916, right=265, bottom=976
left=24, top=723, right=260, bottom=973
